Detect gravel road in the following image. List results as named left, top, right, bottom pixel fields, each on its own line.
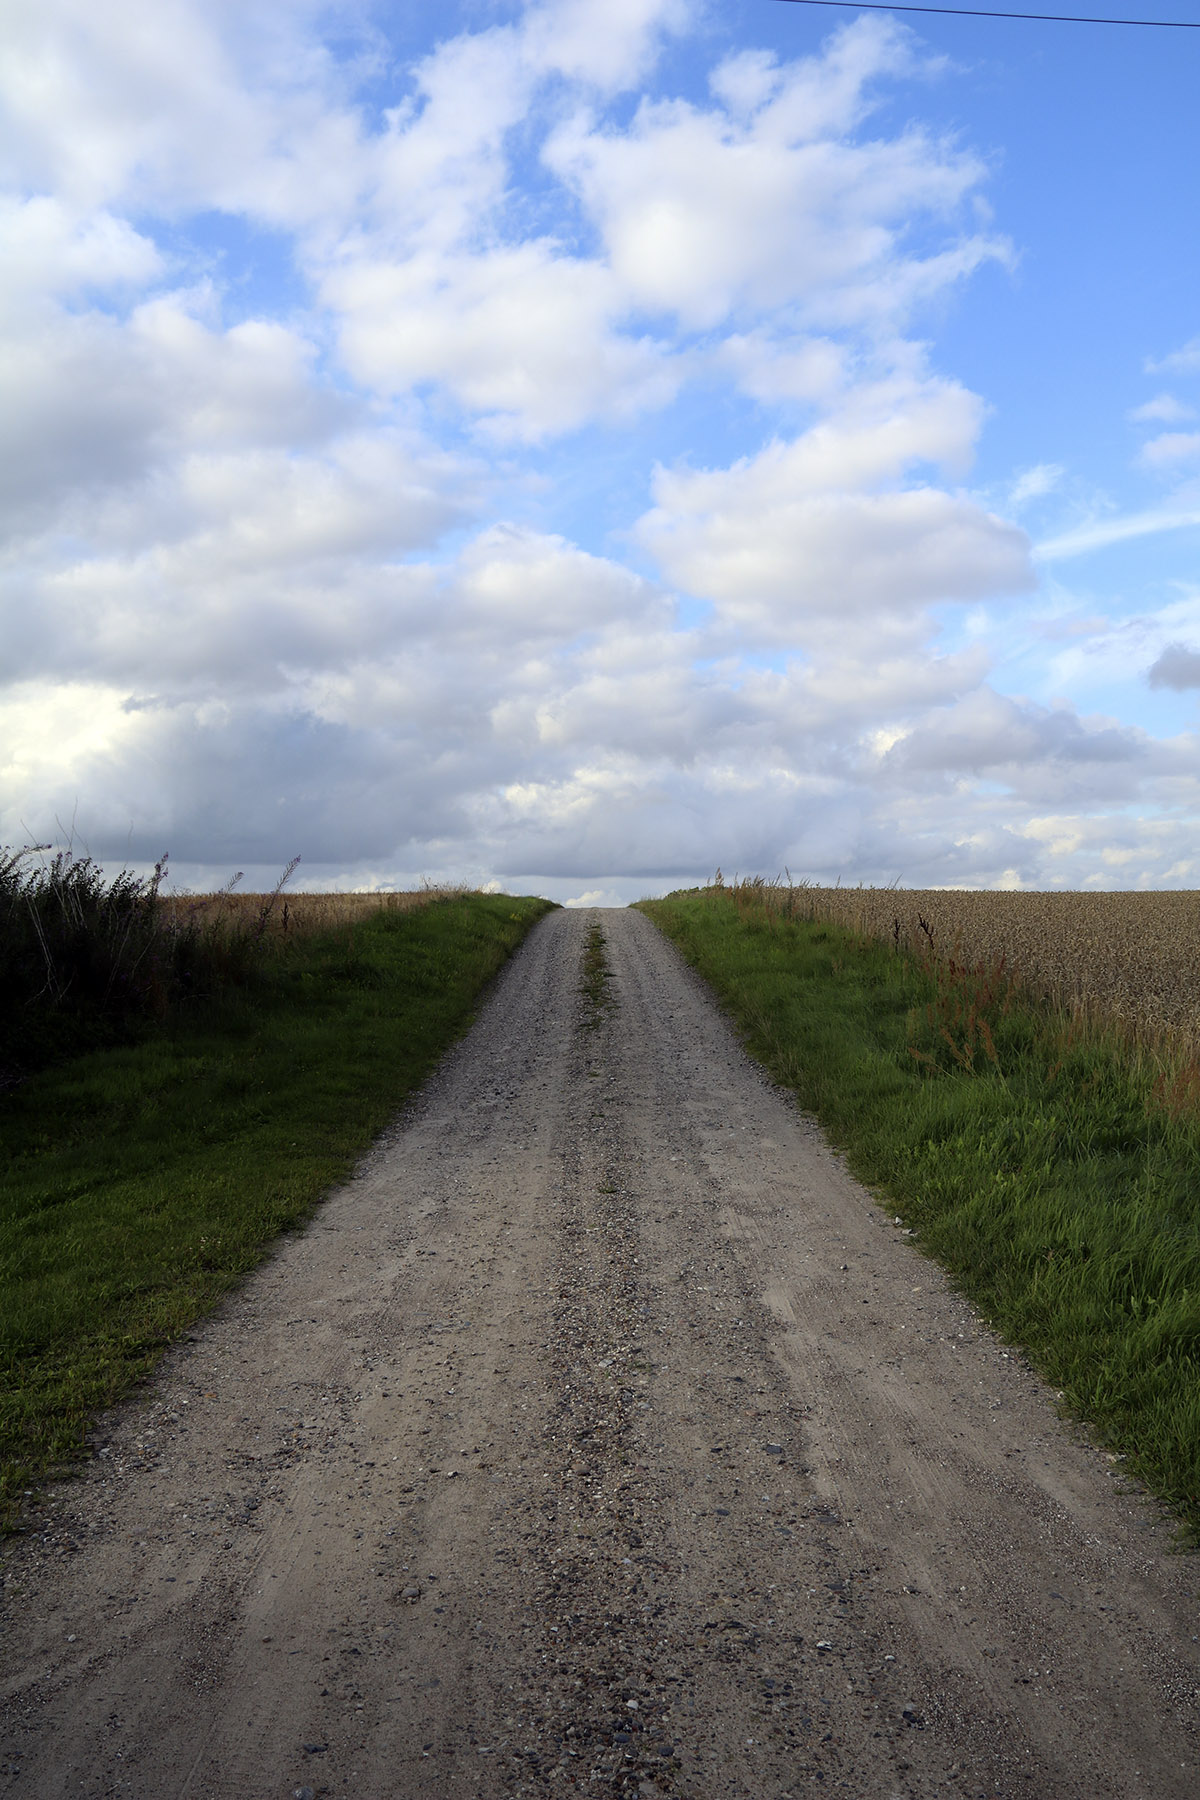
left=2, top=906, right=1197, bottom=1800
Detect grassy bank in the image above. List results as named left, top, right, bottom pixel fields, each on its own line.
left=638, top=885, right=1200, bottom=1540
left=1, top=892, right=554, bottom=1525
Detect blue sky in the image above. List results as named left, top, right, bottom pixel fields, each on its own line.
left=2, top=0, right=1198, bottom=902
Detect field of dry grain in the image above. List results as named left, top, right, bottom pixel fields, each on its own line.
left=160, top=886, right=464, bottom=939
left=733, top=882, right=1200, bottom=1038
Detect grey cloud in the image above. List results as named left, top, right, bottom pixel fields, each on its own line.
left=50, top=700, right=478, bottom=870
left=487, top=774, right=811, bottom=882
left=4, top=453, right=477, bottom=693
left=0, top=316, right=164, bottom=529
left=13, top=674, right=1199, bottom=896
left=1148, top=642, right=1200, bottom=690
left=886, top=694, right=1145, bottom=779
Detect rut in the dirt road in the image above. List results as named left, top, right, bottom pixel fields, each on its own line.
left=2, top=907, right=1197, bottom=1800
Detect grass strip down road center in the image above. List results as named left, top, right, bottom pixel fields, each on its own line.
left=637, top=886, right=1200, bottom=1543
left=0, top=893, right=555, bottom=1528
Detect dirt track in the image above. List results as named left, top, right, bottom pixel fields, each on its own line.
left=2, top=907, right=1197, bottom=1800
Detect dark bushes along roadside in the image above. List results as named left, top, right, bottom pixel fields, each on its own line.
left=0, top=846, right=295, bottom=1086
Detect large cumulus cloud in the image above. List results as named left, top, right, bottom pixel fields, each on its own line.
left=3, top=0, right=1197, bottom=898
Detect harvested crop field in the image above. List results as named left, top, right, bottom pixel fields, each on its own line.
left=741, top=884, right=1200, bottom=1039
left=160, top=885, right=462, bottom=938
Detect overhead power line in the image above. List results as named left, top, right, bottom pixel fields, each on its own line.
left=772, top=0, right=1200, bottom=25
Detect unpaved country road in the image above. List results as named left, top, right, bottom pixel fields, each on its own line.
left=2, top=908, right=1197, bottom=1800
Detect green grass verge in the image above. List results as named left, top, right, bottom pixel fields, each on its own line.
left=1, top=893, right=555, bottom=1526
left=638, top=888, right=1200, bottom=1540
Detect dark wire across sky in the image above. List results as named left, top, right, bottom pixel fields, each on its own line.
left=771, top=0, right=1200, bottom=26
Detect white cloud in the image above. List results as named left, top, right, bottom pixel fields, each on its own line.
left=1130, top=393, right=1194, bottom=426
left=1017, top=814, right=1200, bottom=890
left=3, top=425, right=477, bottom=693
left=129, top=296, right=350, bottom=450
left=303, top=4, right=701, bottom=439
left=313, top=12, right=1006, bottom=442
left=523, top=0, right=688, bottom=92
left=703, top=20, right=919, bottom=139
left=546, top=19, right=1003, bottom=336
left=708, top=49, right=784, bottom=121
left=307, top=15, right=993, bottom=441
left=363, top=23, right=531, bottom=255
left=0, top=0, right=368, bottom=227
left=1008, top=463, right=1063, bottom=508
left=1139, top=431, right=1200, bottom=470
left=563, top=886, right=625, bottom=907
left=1036, top=506, right=1200, bottom=561
left=0, top=680, right=133, bottom=806
left=299, top=12, right=1007, bottom=447
left=638, top=391, right=1032, bottom=642
left=0, top=197, right=172, bottom=524
left=324, top=244, right=681, bottom=440
left=719, top=331, right=847, bottom=406
left=645, top=482, right=1031, bottom=644
left=452, top=524, right=665, bottom=648
left=1147, top=337, right=1200, bottom=378
left=0, top=196, right=356, bottom=527
left=0, top=195, right=161, bottom=320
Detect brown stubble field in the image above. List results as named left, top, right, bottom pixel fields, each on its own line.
left=160, top=885, right=465, bottom=938
left=732, top=882, right=1200, bottom=1041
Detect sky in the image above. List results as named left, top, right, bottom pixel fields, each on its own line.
left=2, top=0, right=1199, bottom=905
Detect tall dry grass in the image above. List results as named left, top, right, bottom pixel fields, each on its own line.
left=161, top=883, right=461, bottom=942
